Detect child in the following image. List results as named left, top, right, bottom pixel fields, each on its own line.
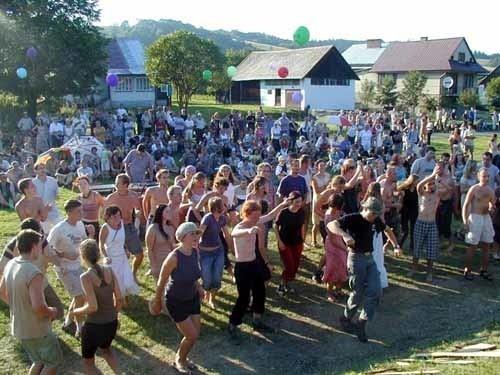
left=99, top=205, right=139, bottom=306
left=323, top=194, right=348, bottom=302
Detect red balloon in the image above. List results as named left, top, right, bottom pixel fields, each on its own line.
left=278, top=67, right=289, bottom=78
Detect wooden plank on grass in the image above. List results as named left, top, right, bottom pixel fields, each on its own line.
left=377, top=372, right=440, bottom=375
left=456, top=343, right=496, bottom=352
left=425, top=350, right=500, bottom=358
left=432, top=360, right=475, bottom=365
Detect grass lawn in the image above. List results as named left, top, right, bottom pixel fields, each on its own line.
left=1, top=132, right=500, bottom=374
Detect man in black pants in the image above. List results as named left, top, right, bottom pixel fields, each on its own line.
left=328, top=197, right=401, bottom=342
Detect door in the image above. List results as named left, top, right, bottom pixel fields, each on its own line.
left=275, top=88, right=281, bottom=106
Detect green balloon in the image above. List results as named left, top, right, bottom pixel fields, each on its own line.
left=202, top=70, right=213, bottom=81
left=294, top=26, right=310, bottom=46
left=227, top=66, right=237, bottom=78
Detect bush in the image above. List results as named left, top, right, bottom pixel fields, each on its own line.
left=0, top=91, right=23, bottom=134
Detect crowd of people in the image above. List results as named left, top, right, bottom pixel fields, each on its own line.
left=1, top=103, right=499, bottom=374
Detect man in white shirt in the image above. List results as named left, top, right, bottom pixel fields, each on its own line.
left=48, top=200, right=94, bottom=337
left=49, top=118, right=64, bottom=147
left=32, top=163, right=61, bottom=233
left=357, top=124, right=373, bottom=152
left=481, top=152, right=500, bottom=189
left=462, top=122, right=475, bottom=159
left=410, top=147, right=436, bottom=181
left=116, top=104, right=127, bottom=120
left=17, top=112, right=34, bottom=136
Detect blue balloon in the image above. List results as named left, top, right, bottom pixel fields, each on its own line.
left=16, top=67, right=27, bottom=79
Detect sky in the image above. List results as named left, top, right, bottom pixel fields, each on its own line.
left=98, top=0, right=499, bottom=55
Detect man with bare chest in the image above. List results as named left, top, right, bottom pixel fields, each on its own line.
left=410, top=165, right=442, bottom=282
left=435, top=156, right=456, bottom=253
left=15, top=178, right=48, bottom=224
left=462, top=168, right=496, bottom=281
left=104, top=173, right=143, bottom=282
left=142, top=169, right=169, bottom=224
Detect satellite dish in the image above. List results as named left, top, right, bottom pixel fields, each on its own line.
left=442, top=76, right=454, bottom=89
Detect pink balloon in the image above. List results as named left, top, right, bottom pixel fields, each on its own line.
left=278, top=67, right=289, bottom=79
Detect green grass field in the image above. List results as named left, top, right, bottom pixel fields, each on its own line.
left=0, top=123, right=499, bottom=374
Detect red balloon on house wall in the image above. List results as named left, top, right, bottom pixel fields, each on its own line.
left=278, top=67, right=289, bottom=78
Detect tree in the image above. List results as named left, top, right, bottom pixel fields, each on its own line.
left=486, top=77, right=500, bottom=110
left=376, top=76, right=398, bottom=107
left=458, top=89, right=479, bottom=108
left=400, top=71, right=427, bottom=112
left=207, top=49, right=252, bottom=103
left=358, top=79, right=376, bottom=108
left=145, top=31, right=224, bottom=111
left=0, top=0, right=108, bottom=117
left=421, top=95, right=438, bottom=114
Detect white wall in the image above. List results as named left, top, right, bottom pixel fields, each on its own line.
left=260, top=81, right=304, bottom=108
left=303, top=78, right=355, bottom=110
left=110, top=90, right=155, bottom=107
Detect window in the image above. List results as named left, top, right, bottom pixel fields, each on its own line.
left=267, top=89, right=273, bottom=95
left=115, top=77, right=133, bottom=92
left=458, top=52, right=466, bottom=63
left=311, top=78, right=350, bottom=86
left=464, top=74, right=474, bottom=89
left=135, top=77, right=152, bottom=91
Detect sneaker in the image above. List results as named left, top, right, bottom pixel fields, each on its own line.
left=284, top=285, right=296, bottom=294
left=338, top=316, right=355, bottom=334
left=252, top=319, right=274, bottom=333
left=62, top=321, right=76, bottom=336
left=277, top=284, right=286, bottom=296
left=355, top=319, right=368, bottom=343
left=312, top=270, right=323, bottom=284
left=227, top=324, right=241, bottom=344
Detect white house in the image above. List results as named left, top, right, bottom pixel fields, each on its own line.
left=231, top=45, right=359, bottom=110
left=106, top=39, right=157, bottom=108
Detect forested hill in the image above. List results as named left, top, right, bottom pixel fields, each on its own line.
left=100, top=19, right=361, bottom=52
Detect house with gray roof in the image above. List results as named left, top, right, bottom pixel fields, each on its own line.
left=231, top=45, right=359, bottom=110
left=342, top=39, right=388, bottom=105
left=106, top=39, right=168, bottom=107
left=370, top=37, right=488, bottom=103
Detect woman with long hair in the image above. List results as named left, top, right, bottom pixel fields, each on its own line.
left=198, top=197, right=233, bottom=309
left=70, top=239, right=121, bottom=375
left=449, top=127, right=463, bottom=155
left=182, top=172, right=207, bottom=224
left=311, top=160, right=331, bottom=247
left=323, top=194, right=348, bottom=302
left=99, top=205, right=139, bottom=306
left=247, top=175, right=273, bottom=245
left=150, top=222, right=204, bottom=374
left=77, top=176, right=105, bottom=243
left=145, top=204, right=176, bottom=280
left=340, top=159, right=364, bottom=214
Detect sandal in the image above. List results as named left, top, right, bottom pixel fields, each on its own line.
left=464, top=271, right=474, bottom=281
left=480, top=270, right=493, bottom=281
left=172, top=361, right=193, bottom=375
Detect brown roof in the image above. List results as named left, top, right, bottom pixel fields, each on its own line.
left=233, top=45, right=357, bottom=81
left=371, top=37, right=486, bottom=73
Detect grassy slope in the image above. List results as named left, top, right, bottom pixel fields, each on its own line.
left=0, top=124, right=499, bottom=374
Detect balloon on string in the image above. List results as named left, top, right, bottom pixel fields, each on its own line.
left=202, top=70, right=213, bottom=81
left=226, top=66, right=237, bottom=78
left=292, top=92, right=303, bottom=104
left=26, top=47, right=38, bottom=59
left=278, top=66, right=289, bottom=79
left=16, top=67, right=28, bottom=79
left=293, top=26, right=310, bottom=46
left=106, top=73, right=119, bottom=87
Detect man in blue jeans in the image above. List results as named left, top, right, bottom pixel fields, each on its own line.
left=328, top=197, right=402, bottom=342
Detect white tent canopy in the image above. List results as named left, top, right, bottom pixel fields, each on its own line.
left=62, top=136, right=104, bottom=159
